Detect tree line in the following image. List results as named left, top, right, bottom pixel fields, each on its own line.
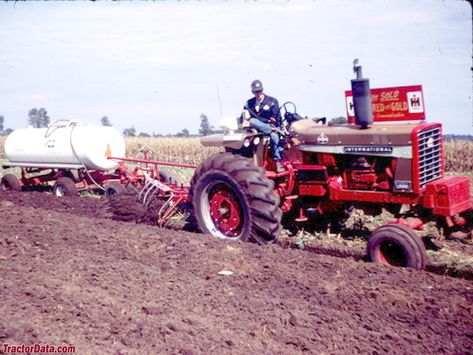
left=0, top=107, right=217, bottom=137
left=2, top=108, right=470, bottom=140
left=121, top=114, right=215, bottom=137
left=0, top=108, right=217, bottom=137
left=0, top=107, right=52, bottom=135
left=444, top=134, right=473, bottom=141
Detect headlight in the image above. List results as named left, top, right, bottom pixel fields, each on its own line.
left=253, top=136, right=261, bottom=145
left=243, top=138, right=251, bottom=148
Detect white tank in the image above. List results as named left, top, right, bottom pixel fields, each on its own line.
left=5, top=121, right=126, bottom=170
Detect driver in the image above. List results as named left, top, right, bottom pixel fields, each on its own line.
left=242, top=79, right=284, bottom=172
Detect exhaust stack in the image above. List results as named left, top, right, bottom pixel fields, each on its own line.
left=351, top=59, right=373, bottom=129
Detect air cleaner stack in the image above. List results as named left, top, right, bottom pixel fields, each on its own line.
left=351, top=59, right=373, bottom=129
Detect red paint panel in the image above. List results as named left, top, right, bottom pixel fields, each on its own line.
left=423, top=176, right=472, bottom=216
left=328, top=178, right=421, bottom=204
left=298, top=184, right=326, bottom=196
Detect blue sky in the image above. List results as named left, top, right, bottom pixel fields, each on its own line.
left=0, top=0, right=471, bottom=135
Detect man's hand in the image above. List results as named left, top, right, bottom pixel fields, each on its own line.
left=271, top=126, right=288, bottom=136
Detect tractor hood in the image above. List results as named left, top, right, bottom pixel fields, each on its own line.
left=290, top=119, right=418, bottom=145
left=289, top=119, right=427, bottom=158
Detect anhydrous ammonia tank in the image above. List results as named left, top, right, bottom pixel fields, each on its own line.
left=5, top=121, right=126, bottom=170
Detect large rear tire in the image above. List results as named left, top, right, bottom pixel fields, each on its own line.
left=1, top=174, right=21, bottom=192
left=189, top=152, right=282, bottom=244
left=367, top=224, right=426, bottom=270
left=53, top=177, right=79, bottom=197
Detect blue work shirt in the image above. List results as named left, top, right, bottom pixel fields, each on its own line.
left=244, top=94, right=281, bottom=125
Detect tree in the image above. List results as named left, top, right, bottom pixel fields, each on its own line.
left=0, top=115, right=4, bottom=132
left=101, top=116, right=112, bottom=126
left=28, top=108, right=50, bottom=128
left=123, top=126, right=136, bottom=137
left=176, top=128, right=190, bottom=137
left=198, top=113, right=214, bottom=136
left=139, top=132, right=151, bottom=137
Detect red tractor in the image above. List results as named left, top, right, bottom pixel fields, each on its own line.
left=188, top=63, right=472, bottom=270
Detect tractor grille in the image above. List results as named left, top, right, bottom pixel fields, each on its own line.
left=417, top=126, right=443, bottom=188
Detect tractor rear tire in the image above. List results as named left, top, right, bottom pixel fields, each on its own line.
left=367, top=224, right=426, bottom=270
left=53, top=177, right=79, bottom=197
left=189, top=152, right=282, bottom=244
left=105, top=182, right=126, bottom=197
left=1, top=174, right=21, bottom=192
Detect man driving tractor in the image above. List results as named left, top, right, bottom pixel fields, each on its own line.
left=242, top=79, right=285, bottom=173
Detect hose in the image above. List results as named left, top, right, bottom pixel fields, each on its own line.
left=45, top=120, right=78, bottom=138
left=68, top=122, right=106, bottom=192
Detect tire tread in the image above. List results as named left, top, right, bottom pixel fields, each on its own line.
left=189, top=152, right=282, bottom=244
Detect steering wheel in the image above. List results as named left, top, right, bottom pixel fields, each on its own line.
left=279, top=101, right=301, bottom=129
left=279, top=101, right=297, bottom=118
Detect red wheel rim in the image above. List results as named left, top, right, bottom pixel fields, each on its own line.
left=376, top=241, right=407, bottom=267
left=208, top=183, right=243, bottom=237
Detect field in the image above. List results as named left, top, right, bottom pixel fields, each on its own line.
left=123, top=137, right=222, bottom=183
left=1, top=191, right=472, bottom=354
left=444, top=139, right=473, bottom=173
left=0, top=135, right=472, bottom=353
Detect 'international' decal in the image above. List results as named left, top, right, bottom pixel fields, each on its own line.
left=343, top=146, right=393, bottom=153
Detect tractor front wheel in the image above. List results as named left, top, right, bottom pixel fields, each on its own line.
left=189, top=153, right=282, bottom=244
left=367, top=224, right=426, bottom=270
left=1, top=174, right=21, bottom=192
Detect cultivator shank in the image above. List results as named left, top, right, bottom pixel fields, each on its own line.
left=109, top=156, right=194, bottom=226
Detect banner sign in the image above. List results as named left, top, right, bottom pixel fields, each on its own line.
left=345, top=85, right=425, bottom=122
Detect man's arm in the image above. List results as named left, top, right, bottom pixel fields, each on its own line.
left=270, top=98, right=281, bottom=126
left=244, top=98, right=260, bottom=119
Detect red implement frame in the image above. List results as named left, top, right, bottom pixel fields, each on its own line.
left=15, top=167, right=121, bottom=192
left=108, top=156, right=196, bottom=226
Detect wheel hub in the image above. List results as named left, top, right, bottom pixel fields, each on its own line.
left=209, top=189, right=242, bottom=237
left=55, top=187, right=64, bottom=197
left=377, top=241, right=407, bottom=267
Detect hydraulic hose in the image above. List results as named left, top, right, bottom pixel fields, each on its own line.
left=68, top=122, right=106, bottom=192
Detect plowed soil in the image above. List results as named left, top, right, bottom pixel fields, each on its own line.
left=0, top=191, right=472, bottom=354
